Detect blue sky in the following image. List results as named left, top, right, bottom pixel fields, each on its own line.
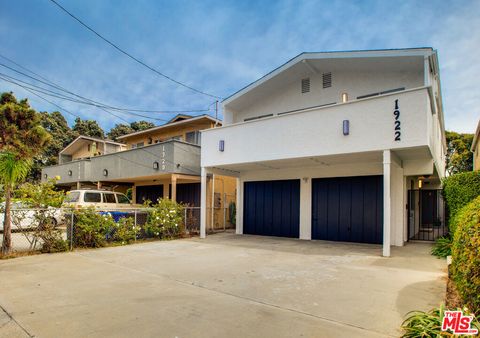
left=0, top=0, right=479, bottom=133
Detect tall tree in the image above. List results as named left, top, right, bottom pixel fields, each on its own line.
left=107, top=123, right=133, bottom=141
left=0, top=93, right=50, bottom=157
left=0, top=92, right=51, bottom=254
left=72, top=117, right=105, bottom=138
left=130, top=120, right=155, bottom=131
left=28, top=111, right=76, bottom=181
left=107, top=120, right=155, bottom=141
left=446, top=131, right=474, bottom=175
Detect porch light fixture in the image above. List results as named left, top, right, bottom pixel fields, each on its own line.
left=418, top=179, right=423, bottom=189
left=343, top=120, right=350, bottom=135
left=219, top=140, right=225, bottom=152
left=153, top=161, right=159, bottom=170
left=68, top=170, right=72, bottom=176
left=342, top=92, right=348, bottom=103
left=44, top=174, right=47, bottom=179
left=103, top=169, right=108, bottom=177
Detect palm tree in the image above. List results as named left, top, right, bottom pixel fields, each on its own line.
left=0, top=151, right=32, bottom=255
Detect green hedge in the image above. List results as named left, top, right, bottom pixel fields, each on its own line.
left=451, top=196, right=480, bottom=314
left=442, top=171, right=480, bottom=232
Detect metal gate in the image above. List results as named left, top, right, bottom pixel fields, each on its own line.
left=407, top=189, right=447, bottom=241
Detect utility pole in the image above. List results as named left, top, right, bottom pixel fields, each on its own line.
left=215, top=100, right=219, bottom=127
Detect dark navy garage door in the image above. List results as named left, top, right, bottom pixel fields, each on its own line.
left=312, top=176, right=383, bottom=244
left=244, top=180, right=300, bottom=238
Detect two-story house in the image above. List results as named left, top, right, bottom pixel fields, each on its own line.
left=200, top=48, right=447, bottom=256
left=42, top=114, right=236, bottom=230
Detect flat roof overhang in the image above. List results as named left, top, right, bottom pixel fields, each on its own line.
left=205, top=147, right=436, bottom=177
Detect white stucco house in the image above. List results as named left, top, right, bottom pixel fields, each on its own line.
left=199, top=48, right=447, bottom=256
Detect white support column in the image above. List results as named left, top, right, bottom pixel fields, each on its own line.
left=236, top=177, right=243, bottom=234
left=383, top=150, right=391, bottom=257
left=211, top=174, right=215, bottom=231
left=299, top=177, right=312, bottom=240
left=200, top=167, right=207, bottom=239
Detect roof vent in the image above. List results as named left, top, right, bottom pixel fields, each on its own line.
left=322, top=72, right=332, bottom=88
left=301, top=78, right=310, bottom=93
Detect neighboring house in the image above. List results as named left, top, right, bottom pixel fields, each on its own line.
left=200, top=48, right=447, bottom=256
left=471, top=120, right=480, bottom=171
left=58, top=135, right=127, bottom=164
left=42, top=114, right=236, bottom=229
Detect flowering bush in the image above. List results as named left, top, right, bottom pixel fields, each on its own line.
left=112, top=217, right=138, bottom=244
left=73, top=207, right=115, bottom=247
left=145, top=198, right=184, bottom=239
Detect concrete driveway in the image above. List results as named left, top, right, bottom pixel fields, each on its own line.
left=0, top=232, right=446, bottom=338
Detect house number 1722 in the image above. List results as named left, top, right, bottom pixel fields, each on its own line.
left=394, top=99, right=401, bottom=141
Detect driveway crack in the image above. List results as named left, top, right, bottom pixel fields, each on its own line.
left=0, top=303, right=35, bottom=337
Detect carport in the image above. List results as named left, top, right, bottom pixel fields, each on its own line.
left=200, top=149, right=442, bottom=257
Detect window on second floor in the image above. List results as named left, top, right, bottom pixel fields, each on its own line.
left=185, top=131, right=201, bottom=145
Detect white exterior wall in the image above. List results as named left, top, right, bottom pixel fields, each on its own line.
left=200, top=51, right=446, bottom=252
left=202, top=88, right=431, bottom=168
left=226, top=70, right=423, bottom=123
left=390, top=159, right=405, bottom=246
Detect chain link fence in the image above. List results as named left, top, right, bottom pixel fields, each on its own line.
left=0, top=206, right=202, bottom=254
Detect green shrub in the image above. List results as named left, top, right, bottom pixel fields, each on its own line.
left=442, top=171, right=480, bottom=232
left=401, top=304, right=479, bottom=337
left=73, top=208, right=115, bottom=247
left=16, top=178, right=65, bottom=207
left=112, top=217, right=138, bottom=244
left=431, top=236, right=452, bottom=258
left=451, top=196, right=480, bottom=314
left=145, top=198, right=184, bottom=239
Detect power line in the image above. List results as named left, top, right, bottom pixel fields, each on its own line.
left=0, top=75, right=133, bottom=123
left=0, top=55, right=213, bottom=114
left=48, top=0, right=222, bottom=100
left=0, top=73, right=175, bottom=122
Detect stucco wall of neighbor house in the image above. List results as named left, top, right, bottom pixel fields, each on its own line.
left=202, top=88, right=432, bottom=168
left=42, top=141, right=201, bottom=184
left=42, top=160, right=91, bottom=184
left=226, top=69, right=424, bottom=123
left=120, top=120, right=214, bottom=148
left=230, top=158, right=410, bottom=246
left=89, top=141, right=200, bottom=181
left=71, top=142, right=94, bottom=160
left=69, top=141, right=123, bottom=160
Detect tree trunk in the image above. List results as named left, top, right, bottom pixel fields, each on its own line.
left=1, top=185, right=12, bottom=255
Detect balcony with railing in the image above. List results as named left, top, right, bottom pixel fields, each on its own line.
left=42, top=140, right=201, bottom=184
left=201, top=86, right=443, bottom=173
